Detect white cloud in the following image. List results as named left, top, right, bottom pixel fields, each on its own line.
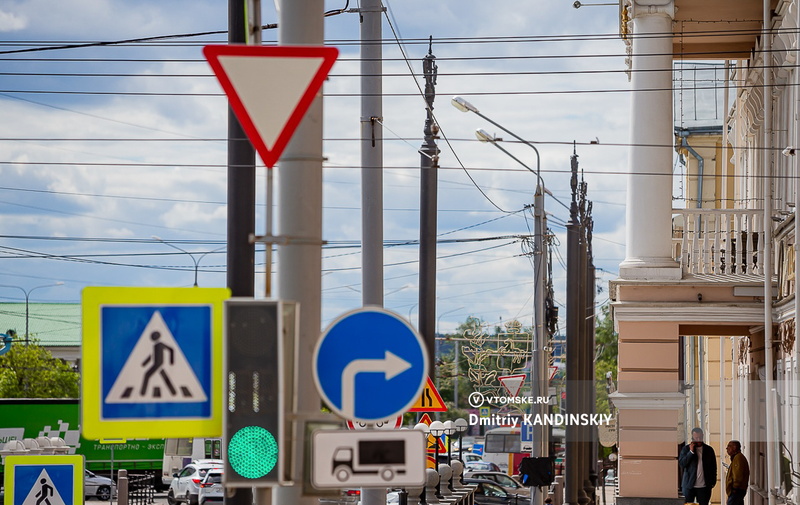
left=0, top=9, right=26, bottom=31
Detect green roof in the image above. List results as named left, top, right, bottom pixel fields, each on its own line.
left=0, top=303, right=80, bottom=347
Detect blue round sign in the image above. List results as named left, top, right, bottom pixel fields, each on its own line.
left=313, top=307, right=428, bottom=422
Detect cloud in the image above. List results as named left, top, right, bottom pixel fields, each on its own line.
left=0, top=9, right=26, bottom=31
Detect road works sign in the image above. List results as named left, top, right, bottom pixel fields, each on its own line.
left=4, top=455, right=83, bottom=505
left=311, top=429, right=425, bottom=488
left=81, top=287, right=230, bottom=440
left=203, top=45, right=339, bottom=168
left=313, top=307, right=428, bottom=422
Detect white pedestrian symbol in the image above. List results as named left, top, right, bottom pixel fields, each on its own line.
left=106, top=311, right=208, bottom=403
left=21, top=470, right=66, bottom=505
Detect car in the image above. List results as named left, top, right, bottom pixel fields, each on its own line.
left=465, top=460, right=502, bottom=473
left=168, top=460, right=224, bottom=505
left=464, top=478, right=527, bottom=504
left=465, top=471, right=530, bottom=497
left=84, top=469, right=117, bottom=501
left=198, top=469, right=223, bottom=505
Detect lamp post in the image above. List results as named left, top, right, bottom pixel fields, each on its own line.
left=443, top=420, right=457, bottom=491
left=414, top=422, right=431, bottom=505
left=429, top=420, right=446, bottom=498
left=152, top=236, right=225, bottom=287
left=454, top=418, right=469, bottom=484
left=0, top=282, right=64, bottom=345
left=451, top=96, right=549, bottom=505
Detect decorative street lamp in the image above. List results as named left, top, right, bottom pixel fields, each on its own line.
left=429, top=421, right=446, bottom=498
left=454, top=418, right=469, bottom=484
left=414, top=422, right=431, bottom=505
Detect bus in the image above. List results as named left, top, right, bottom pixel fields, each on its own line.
left=482, top=426, right=566, bottom=476
left=161, top=438, right=222, bottom=488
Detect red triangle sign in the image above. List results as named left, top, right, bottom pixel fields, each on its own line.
left=203, top=45, right=339, bottom=169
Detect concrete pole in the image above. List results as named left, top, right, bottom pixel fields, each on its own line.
left=619, top=1, right=679, bottom=280
left=530, top=186, right=548, bottom=505
left=360, top=1, right=385, bottom=504
left=274, top=1, right=325, bottom=504
left=360, top=0, right=384, bottom=308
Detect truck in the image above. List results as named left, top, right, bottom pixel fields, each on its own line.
left=0, top=399, right=168, bottom=490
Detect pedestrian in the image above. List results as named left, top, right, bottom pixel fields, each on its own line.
left=678, top=427, right=717, bottom=505
left=725, top=440, right=749, bottom=505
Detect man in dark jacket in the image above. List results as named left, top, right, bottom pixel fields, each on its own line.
left=679, top=428, right=717, bottom=505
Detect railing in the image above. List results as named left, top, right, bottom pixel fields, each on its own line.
left=672, top=209, right=765, bottom=276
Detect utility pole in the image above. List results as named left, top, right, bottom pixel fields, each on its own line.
left=418, top=38, right=440, bottom=379
left=273, top=1, right=325, bottom=504
left=224, top=0, right=256, bottom=504
left=360, top=1, right=385, bottom=504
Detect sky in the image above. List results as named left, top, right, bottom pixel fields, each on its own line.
left=0, top=0, right=636, bottom=341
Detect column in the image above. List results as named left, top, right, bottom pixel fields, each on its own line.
left=619, top=0, right=681, bottom=280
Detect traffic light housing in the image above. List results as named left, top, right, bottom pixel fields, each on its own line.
left=224, top=299, right=295, bottom=487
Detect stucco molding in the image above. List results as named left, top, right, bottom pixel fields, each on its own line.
left=612, top=303, right=764, bottom=323
left=609, top=391, right=685, bottom=410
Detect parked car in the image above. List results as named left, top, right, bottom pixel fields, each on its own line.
left=465, top=460, right=502, bottom=473
left=198, top=469, right=223, bottom=505
left=168, top=460, right=224, bottom=505
left=464, top=478, right=526, bottom=505
left=85, top=469, right=117, bottom=501
left=465, top=471, right=530, bottom=497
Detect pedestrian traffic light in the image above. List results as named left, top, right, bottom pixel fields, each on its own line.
left=224, top=299, right=293, bottom=487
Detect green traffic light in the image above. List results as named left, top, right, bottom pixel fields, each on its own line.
left=228, top=425, right=278, bottom=479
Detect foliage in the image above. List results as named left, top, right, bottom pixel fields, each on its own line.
left=0, top=339, right=79, bottom=398
left=594, top=304, right=618, bottom=415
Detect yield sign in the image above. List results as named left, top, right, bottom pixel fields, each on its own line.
left=203, top=45, right=339, bottom=168
left=498, top=374, right=527, bottom=397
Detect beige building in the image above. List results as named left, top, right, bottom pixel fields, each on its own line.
left=609, top=1, right=800, bottom=505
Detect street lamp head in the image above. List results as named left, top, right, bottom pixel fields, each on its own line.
left=443, top=420, right=456, bottom=436
left=429, top=420, right=446, bottom=436
left=414, top=422, right=430, bottom=435
left=475, top=129, right=497, bottom=143
left=454, top=418, right=468, bottom=434
left=451, top=96, right=479, bottom=113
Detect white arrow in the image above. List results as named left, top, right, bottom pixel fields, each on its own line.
left=340, top=351, right=412, bottom=419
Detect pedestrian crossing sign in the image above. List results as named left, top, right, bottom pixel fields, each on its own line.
left=4, top=455, right=83, bottom=505
left=81, top=287, right=230, bottom=440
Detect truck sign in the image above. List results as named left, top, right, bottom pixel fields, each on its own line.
left=311, top=429, right=425, bottom=488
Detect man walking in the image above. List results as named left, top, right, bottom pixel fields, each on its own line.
left=725, top=440, right=749, bottom=505
left=679, top=428, right=717, bottom=505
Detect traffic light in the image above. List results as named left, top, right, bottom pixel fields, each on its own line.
left=224, top=299, right=294, bottom=487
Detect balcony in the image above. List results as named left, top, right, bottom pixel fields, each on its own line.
left=672, top=208, right=765, bottom=278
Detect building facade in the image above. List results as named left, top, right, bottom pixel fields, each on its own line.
left=610, top=1, right=799, bottom=504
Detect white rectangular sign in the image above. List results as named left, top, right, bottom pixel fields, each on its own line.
left=312, top=429, right=425, bottom=488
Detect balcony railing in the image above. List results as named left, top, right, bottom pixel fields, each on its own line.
left=672, top=209, right=764, bottom=276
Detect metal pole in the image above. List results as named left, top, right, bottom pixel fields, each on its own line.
left=225, top=0, right=256, bottom=504
left=762, top=1, right=777, bottom=502
left=564, top=151, right=582, bottom=505
left=419, top=39, right=439, bottom=379
left=360, top=1, right=385, bottom=504
left=273, top=1, right=324, bottom=504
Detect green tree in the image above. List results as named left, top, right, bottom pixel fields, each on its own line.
left=0, top=339, right=79, bottom=398
left=594, top=304, right=618, bottom=415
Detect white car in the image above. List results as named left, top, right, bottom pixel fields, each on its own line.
left=168, top=460, right=224, bottom=505
left=84, top=470, right=116, bottom=501
left=198, top=469, right=223, bottom=505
